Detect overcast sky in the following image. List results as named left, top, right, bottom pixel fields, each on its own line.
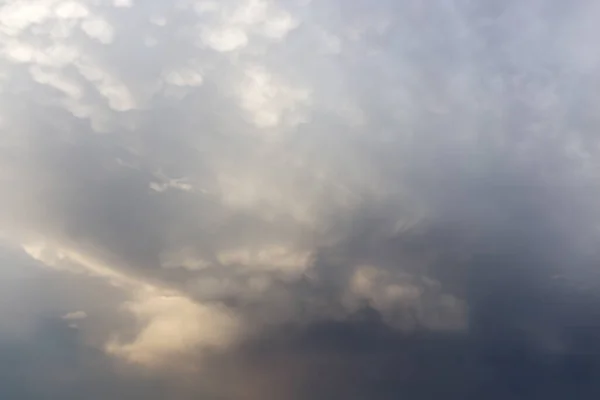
left=2, top=0, right=600, bottom=398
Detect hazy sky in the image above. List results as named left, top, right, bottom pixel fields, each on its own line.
left=2, top=0, right=600, bottom=398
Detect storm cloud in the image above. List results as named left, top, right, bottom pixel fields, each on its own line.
left=2, top=0, right=600, bottom=398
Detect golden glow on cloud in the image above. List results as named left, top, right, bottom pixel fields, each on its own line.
left=23, top=240, right=242, bottom=367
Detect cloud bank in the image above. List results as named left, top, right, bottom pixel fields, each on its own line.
left=2, top=0, right=600, bottom=398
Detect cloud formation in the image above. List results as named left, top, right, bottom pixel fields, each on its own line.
left=2, top=0, right=600, bottom=398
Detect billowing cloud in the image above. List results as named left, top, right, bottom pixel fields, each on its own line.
left=2, top=0, right=600, bottom=398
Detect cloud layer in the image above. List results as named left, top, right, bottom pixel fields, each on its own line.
left=2, top=0, right=600, bottom=398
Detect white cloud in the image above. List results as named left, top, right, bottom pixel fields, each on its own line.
left=30, top=65, right=84, bottom=99
left=346, top=266, right=467, bottom=331
left=196, top=0, right=298, bottom=53
left=260, top=10, right=298, bottom=40
left=149, top=179, right=194, bottom=192
left=113, top=0, right=134, bottom=8
left=75, top=58, right=137, bottom=111
left=201, top=26, right=248, bottom=52
left=230, top=0, right=268, bottom=26
left=23, top=240, right=242, bottom=366
left=62, top=310, right=88, bottom=329
left=3, top=41, right=36, bottom=63
left=2, top=41, right=79, bottom=67
left=238, top=65, right=310, bottom=128
left=163, top=68, right=204, bottom=87
left=62, top=310, right=88, bottom=320
left=0, top=1, right=53, bottom=35
left=54, top=1, right=89, bottom=19
left=22, top=241, right=141, bottom=287
left=217, top=245, right=312, bottom=276
left=98, top=83, right=135, bottom=111
left=81, top=17, right=115, bottom=44
left=107, top=293, right=240, bottom=366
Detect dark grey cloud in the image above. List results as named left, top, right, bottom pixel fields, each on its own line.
left=2, top=0, right=600, bottom=398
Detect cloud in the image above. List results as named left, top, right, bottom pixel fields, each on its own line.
left=162, top=67, right=204, bottom=88
left=106, top=294, right=240, bottom=367
left=55, top=2, right=90, bottom=20
left=62, top=311, right=88, bottom=320
left=201, top=26, right=249, bottom=52
left=81, top=17, right=115, bottom=44
left=237, top=64, right=311, bottom=128
left=62, top=310, right=88, bottom=329
left=3, top=0, right=600, bottom=398
left=113, top=0, right=133, bottom=8
left=22, top=239, right=243, bottom=367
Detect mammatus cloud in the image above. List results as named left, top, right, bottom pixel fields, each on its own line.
left=2, top=0, right=600, bottom=398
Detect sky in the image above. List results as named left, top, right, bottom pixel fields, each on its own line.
left=2, top=0, right=600, bottom=398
